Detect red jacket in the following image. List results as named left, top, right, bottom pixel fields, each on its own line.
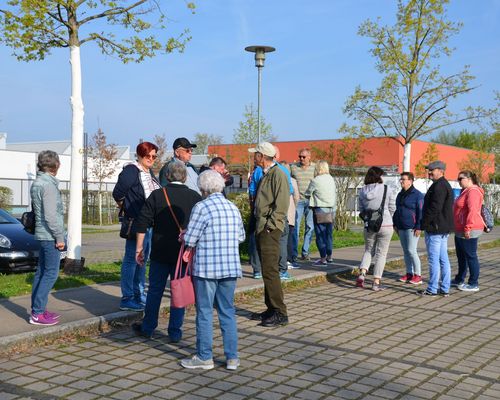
left=453, top=185, right=484, bottom=233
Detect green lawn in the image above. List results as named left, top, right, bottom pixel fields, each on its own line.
left=0, top=262, right=126, bottom=299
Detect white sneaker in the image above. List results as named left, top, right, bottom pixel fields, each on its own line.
left=180, top=355, right=214, bottom=370
left=458, top=284, right=479, bottom=292
left=226, top=358, right=240, bottom=371
left=287, top=261, right=300, bottom=269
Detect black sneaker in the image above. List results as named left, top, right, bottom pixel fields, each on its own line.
left=132, top=322, right=153, bottom=339
left=439, top=290, right=450, bottom=297
left=261, top=312, right=289, bottom=327
left=250, top=310, right=273, bottom=321
left=417, top=289, right=438, bottom=296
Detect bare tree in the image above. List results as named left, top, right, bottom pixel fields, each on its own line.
left=88, top=128, right=118, bottom=225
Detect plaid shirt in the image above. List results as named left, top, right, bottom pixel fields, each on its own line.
left=184, top=193, right=245, bottom=279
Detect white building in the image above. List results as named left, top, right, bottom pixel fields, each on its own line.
left=0, top=133, right=208, bottom=211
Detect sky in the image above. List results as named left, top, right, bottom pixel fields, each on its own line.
left=0, top=0, right=499, bottom=149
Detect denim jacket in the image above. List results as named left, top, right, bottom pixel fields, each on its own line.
left=31, top=172, right=65, bottom=242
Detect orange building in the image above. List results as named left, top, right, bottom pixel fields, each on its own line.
left=209, top=138, right=495, bottom=182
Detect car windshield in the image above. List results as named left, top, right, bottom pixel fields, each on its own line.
left=0, top=209, right=20, bottom=224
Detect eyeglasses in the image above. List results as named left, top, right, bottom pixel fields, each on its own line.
left=144, top=154, right=157, bottom=160
left=179, top=147, right=193, bottom=153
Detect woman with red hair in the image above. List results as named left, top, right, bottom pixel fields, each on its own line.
left=113, top=141, right=160, bottom=311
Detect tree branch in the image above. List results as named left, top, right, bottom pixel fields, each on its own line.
left=79, top=0, right=149, bottom=25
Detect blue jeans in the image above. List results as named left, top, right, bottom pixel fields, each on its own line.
left=193, top=277, right=238, bottom=361
left=278, top=218, right=289, bottom=273
left=398, top=229, right=421, bottom=276
left=121, top=228, right=152, bottom=304
left=293, top=200, right=314, bottom=259
left=31, top=241, right=61, bottom=314
left=249, top=231, right=261, bottom=274
left=287, top=225, right=295, bottom=263
left=314, top=222, right=333, bottom=259
left=425, top=233, right=451, bottom=294
left=141, top=260, right=185, bottom=340
left=454, top=236, right=480, bottom=286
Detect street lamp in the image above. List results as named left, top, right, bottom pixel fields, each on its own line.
left=245, top=45, right=275, bottom=144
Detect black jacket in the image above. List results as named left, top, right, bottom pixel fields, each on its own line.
left=112, top=164, right=159, bottom=223
left=134, top=184, right=202, bottom=265
left=421, top=176, right=454, bottom=234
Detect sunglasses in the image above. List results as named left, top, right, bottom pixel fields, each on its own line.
left=144, top=154, right=158, bottom=160
left=458, top=177, right=467, bottom=181
left=298, top=155, right=307, bottom=159
left=179, top=147, right=193, bottom=153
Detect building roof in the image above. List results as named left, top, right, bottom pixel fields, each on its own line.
left=7, top=140, right=72, bottom=155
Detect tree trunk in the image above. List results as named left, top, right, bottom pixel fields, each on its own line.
left=64, top=45, right=85, bottom=274
left=98, top=191, right=102, bottom=226
left=403, top=142, right=412, bottom=172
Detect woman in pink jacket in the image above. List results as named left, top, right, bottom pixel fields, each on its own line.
left=452, top=170, right=484, bottom=292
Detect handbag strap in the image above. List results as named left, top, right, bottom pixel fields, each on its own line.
left=378, top=185, right=388, bottom=212
left=163, top=187, right=182, bottom=233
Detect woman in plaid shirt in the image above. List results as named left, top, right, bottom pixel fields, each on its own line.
left=180, top=170, right=246, bottom=371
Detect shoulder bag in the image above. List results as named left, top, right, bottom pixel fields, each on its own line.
left=163, top=188, right=195, bottom=308
left=359, top=185, right=388, bottom=233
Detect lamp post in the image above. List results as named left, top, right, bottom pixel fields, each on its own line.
left=245, top=45, right=275, bottom=144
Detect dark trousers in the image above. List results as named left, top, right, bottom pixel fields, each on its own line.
left=454, top=236, right=480, bottom=286
left=256, top=229, right=287, bottom=316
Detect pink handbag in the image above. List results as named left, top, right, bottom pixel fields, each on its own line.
left=170, top=241, right=195, bottom=308
left=163, top=188, right=195, bottom=308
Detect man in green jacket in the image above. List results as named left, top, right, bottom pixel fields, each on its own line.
left=249, top=142, right=290, bottom=327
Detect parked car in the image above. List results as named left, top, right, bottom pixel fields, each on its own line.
left=0, top=208, right=66, bottom=273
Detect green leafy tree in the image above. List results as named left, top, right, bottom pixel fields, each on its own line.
left=193, top=132, right=223, bottom=155
left=0, top=0, right=194, bottom=270
left=233, top=103, right=276, bottom=145
left=343, top=0, right=483, bottom=172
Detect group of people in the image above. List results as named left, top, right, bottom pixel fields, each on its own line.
left=356, top=161, right=486, bottom=295
left=27, top=139, right=486, bottom=371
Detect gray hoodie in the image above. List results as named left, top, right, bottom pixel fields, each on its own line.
left=358, top=183, right=396, bottom=227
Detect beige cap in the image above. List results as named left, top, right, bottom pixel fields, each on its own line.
left=248, top=142, right=276, bottom=158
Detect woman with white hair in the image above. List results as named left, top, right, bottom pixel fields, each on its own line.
left=304, top=160, right=337, bottom=265
left=180, top=170, right=245, bottom=371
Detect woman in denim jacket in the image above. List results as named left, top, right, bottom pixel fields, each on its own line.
left=393, top=172, right=424, bottom=285
left=29, top=150, right=65, bottom=326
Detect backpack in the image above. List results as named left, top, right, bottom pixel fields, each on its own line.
left=21, top=209, right=35, bottom=234
left=359, top=185, right=388, bottom=233
left=481, top=204, right=494, bottom=233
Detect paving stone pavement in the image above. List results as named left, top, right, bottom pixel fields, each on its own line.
left=1, top=247, right=499, bottom=399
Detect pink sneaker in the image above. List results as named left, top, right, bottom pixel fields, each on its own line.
left=44, top=310, right=61, bottom=320
left=409, top=275, right=423, bottom=285
left=356, top=277, right=365, bottom=288
left=29, top=312, right=59, bottom=326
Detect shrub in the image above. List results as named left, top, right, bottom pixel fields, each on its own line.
left=0, top=186, right=13, bottom=209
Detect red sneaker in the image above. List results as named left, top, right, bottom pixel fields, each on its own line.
left=398, top=273, right=412, bottom=283
left=409, top=275, right=423, bottom=285
left=356, top=277, right=365, bottom=288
